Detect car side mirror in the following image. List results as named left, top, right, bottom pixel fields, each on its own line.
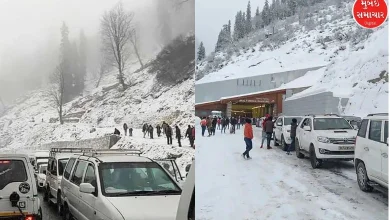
left=303, top=126, right=311, bottom=131
left=276, top=122, right=282, bottom=126
left=80, top=183, right=95, bottom=194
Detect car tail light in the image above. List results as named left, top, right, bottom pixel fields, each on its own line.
left=25, top=216, right=35, bottom=220
left=0, top=160, right=10, bottom=164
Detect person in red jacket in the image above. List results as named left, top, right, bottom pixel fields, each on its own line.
left=242, top=118, right=254, bottom=159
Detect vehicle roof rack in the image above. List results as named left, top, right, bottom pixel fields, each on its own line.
left=50, top=148, right=93, bottom=157
left=82, top=149, right=142, bottom=157
left=305, top=114, right=316, bottom=116
left=367, top=113, right=388, bottom=116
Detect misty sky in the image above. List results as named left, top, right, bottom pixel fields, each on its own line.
left=195, top=0, right=265, bottom=55
left=0, top=0, right=193, bottom=103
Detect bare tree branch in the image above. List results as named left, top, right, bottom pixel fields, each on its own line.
left=101, top=1, right=134, bottom=89
left=47, top=62, right=65, bottom=124
left=129, top=28, right=144, bottom=69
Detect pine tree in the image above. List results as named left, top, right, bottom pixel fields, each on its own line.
left=228, top=20, right=231, bottom=36
left=215, top=24, right=232, bottom=52
left=255, top=6, right=262, bottom=29
left=241, top=11, right=246, bottom=37
left=262, top=0, right=271, bottom=26
left=197, top=42, right=206, bottom=61
left=287, top=0, right=297, bottom=16
left=78, top=30, right=87, bottom=93
left=246, top=1, right=252, bottom=34
left=59, top=22, right=73, bottom=102
left=233, top=12, right=241, bottom=40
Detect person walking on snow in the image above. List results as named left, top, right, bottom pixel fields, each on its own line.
left=142, top=123, right=148, bottom=138
left=217, top=117, right=221, bottom=130
left=265, top=116, right=275, bottom=149
left=156, top=124, right=161, bottom=137
left=286, top=118, right=298, bottom=155
left=123, top=123, right=128, bottom=136
left=226, top=117, right=230, bottom=129
left=206, top=117, right=212, bottom=137
left=129, top=127, right=133, bottom=136
left=166, top=125, right=173, bottom=145
left=200, top=117, right=207, bottom=136
left=149, top=125, right=154, bottom=139
left=190, top=126, right=195, bottom=148
left=236, top=117, right=241, bottom=130
left=211, top=117, right=217, bottom=135
left=242, top=118, right=254, bottom=159
left=185, top=125, right=192, bottom=145
left=260, top=114, right=269, bottom=148
left=175, top=125, right=182, bottom=147
left=221, top=118, right=227, bottom=133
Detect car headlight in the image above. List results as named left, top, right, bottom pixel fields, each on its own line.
left=317, top=136, right=330, bottom=143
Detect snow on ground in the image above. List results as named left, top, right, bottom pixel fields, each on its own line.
left=0, top=64, right=194, bottom=151
left=196, top=125, right=388, bottom=220
left=280, top=67, right=326, bottom=89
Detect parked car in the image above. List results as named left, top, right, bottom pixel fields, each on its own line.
left=354, top=113, right=388, bottom=192
left=295, top=114, right=357, bottom=168
left=60, top=149, right=183, bottom=220
left=273, top=116, right=303, bottom=150
left=44, top=148, right=91, bottom=214
left=0, top=154, right=43, bottom=219
left=176, top=161, right=195, bottom=220
left=35, top=163, right=48, bottom=191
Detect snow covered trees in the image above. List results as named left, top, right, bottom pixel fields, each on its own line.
left=129, top=28, right=144, bottom=69
left=48, top=62, right=66, bottom=125
left=197, top=42, right=206, bottom=61
left=101, top=2, right=134, bottom=90
left=215, top=24, right=232, bottom=52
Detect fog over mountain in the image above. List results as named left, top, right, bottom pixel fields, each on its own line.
left=0, top=0, right=194, bottom=104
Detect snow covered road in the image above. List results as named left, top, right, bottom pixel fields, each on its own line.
left=196, top=126, right=388, bottom=220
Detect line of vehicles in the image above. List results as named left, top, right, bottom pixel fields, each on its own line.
left=269, top=113, right=388, bottom=194
left=0, top=148, right=195, bottom=220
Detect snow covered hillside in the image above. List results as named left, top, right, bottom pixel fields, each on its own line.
left=0, top=36, right=195, bottom=154
left=196, top=1, right=388, bottom=116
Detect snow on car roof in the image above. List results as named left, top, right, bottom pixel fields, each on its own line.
left=95, top=155, right=152, bottom=163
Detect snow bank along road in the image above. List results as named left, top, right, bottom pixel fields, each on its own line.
left=196, top=126, right=388, bottom=220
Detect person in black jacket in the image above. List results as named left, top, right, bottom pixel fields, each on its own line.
left=286, top=118, right=298, bottom=155
left=166, top=125, right=173, bottom=145
left=123, top=123, right=128, bottom=136
left=156, top=125, right=162, bottom=137
left=142, top=124, right=148, bottom=138
left=129, top=127, right=133, bottom=136
left=149, top=125, right=154, bottom=139
left=211, top=117, right=217, bottom=135
left=265, top=116, right=275, bottom=149
left=175, top=125, right=182, bottom=147
left=114, top=128, right=120, bottom=135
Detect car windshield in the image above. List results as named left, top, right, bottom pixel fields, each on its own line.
left=58, top=159, right=68, bottom=176
left=313, top=118, right=353, bottom=130
left=0, top=160, right=28, bottom=190
left=284, top=117, right=302, bottom=125
left=99, top=162, right=182, bottom=197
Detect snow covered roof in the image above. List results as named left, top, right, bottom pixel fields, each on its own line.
left=220, top=88, right=287, bottom=101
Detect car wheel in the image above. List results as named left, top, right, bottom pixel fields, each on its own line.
left=295, top=138, right=304, bottom=158
left=63, top=204, right=73, bottom=220
left=273, top=132, right=279, bottom=146
left=356, top=162, right=374, bottom=192
left=43, top=186, right=49, bottom=202
left=57, top=192, right=62, bottom=215
left=310, top=146, right=322, bottom=169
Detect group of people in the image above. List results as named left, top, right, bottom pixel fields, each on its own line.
left=242, top=114, right=299, bottom=159
left=114, top=121, right=195, bottom=148
left=200, top=116, right=246, bottom=136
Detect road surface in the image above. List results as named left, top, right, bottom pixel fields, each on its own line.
left=196, top=125, right=388, bottom=220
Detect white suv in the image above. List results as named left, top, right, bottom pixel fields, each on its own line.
left=44, top=148, right=91, bottom=214
left=60, top=149, right=183, bottom=220
left=0, top=154, right=42, bottom=220
left=295, top=114, right=358, bottom=168
left=354, top=113, right=388, bottom=192
left=274, top=116, right=302, bottom=149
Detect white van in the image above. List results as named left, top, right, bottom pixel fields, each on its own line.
left=176, top=162, right=195, bottom=220
left=0, top=154, right=43, bottom=219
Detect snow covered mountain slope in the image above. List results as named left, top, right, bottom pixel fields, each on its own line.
left=196, top=1, right=388, bottom=116
left=0, top=36, right=195, bottom=152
